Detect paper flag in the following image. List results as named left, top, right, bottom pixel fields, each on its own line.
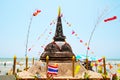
left=75, top=65, right=81, bottom=75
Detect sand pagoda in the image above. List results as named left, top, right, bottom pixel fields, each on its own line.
left=17, top=7, right=103, bottom=79
left=40, top=7, right=75, bottom=62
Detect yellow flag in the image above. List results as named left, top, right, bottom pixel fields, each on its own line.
left=117, top=64, right=120, bottom=67
left=90, top=62, right=94, bottom=67
left=75, top=34, right=78, bottom=36
left=85, top=43, right=87, bottom=46
left=75, top=65, right=80, bottom=75
left=98, top=65, right=102, bottom=70
left=117, top=68, right=120, bottom=73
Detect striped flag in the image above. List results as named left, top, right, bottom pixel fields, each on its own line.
left=47, top=65, right=58, bottom=75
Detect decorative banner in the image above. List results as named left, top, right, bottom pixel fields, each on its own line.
left=104, top=16, right=117, bottom=22
left=62, top=16, right=95, bottom=55
left=33, top=10, right=41, bottom=16
left=28, top=15, right=95, bottom=57
left=27, top=18, right=55, bottom=55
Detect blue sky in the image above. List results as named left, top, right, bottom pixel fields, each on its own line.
left=0, top=0, right=120, bottom=59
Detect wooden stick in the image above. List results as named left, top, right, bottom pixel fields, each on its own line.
left=32, top=57, right=34, bottom=65
left=46, top=56, right=49, bottom=78
left=86, top=58, right=88, bottom=70
left=26, top=56, right=28, bottom=71
left=13, top=55, right=16, bottom=75
left=103, top=57, right=106, bottom=75
left=72, top=56, right=75, bottom=77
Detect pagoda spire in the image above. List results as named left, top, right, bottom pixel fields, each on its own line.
left=53, top=7, right=66, bottom=41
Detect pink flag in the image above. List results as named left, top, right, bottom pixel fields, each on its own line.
left=28, top=48, right=31, bottom=52
left=72, top=30, right=75, bottom=35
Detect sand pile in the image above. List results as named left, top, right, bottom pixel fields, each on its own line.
left=17, top=60, right=103, bottom=79
left=86, top=70, right=103, bottom=78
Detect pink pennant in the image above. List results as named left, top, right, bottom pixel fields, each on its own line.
left=41, top=46, right=44, bottom=48
left=72, top=30, right=75, bottom=35
left=61, top=13, right=63, bottom=17
left=50, top=23, right=52, bottom=25
left=28, top=48, right=31, bottom=52
left=49, top=32, right=52, bottom=34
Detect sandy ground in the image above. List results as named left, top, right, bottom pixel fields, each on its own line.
left=17, top=60, right=106, bottom=79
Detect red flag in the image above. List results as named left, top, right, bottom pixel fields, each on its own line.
left=37, top=10, right=41, bottom=13
left=33, top=12, right=38, bottom=16
left=33, top=10, right=41, bottom=16
left=109, top=64, right=113, bottom=69
left=87, top=47, right=90, bottom=50
left=80, top=40, right=83, bottom=43
left=104, top=16, right=117, bottom=22
left=94, top=63, right=98, bottom=67
left=98, top=58, right=103, bottom=62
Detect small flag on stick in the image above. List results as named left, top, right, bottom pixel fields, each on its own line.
left=47, top=65, right=58, bottom=75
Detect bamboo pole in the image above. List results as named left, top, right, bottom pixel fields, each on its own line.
left=72, top=56, right=75, bottom=77
left=103, top=57, right=106, bottom=75
left=86, top=58, right=89, bottom=70
left=32, top=57, right=34, bottom=65
left=46, top=56, right=49, bottom=77
left=13, top=55, right=16, bottom=75
left=26, top=56, right=28, bottom=71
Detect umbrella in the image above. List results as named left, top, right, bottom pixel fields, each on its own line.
left=76, top=54, right=98, bottom=61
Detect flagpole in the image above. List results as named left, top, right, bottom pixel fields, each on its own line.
left=25, top=15, right=33, bottom=57
left=86, top=8, right=108, bottom=70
